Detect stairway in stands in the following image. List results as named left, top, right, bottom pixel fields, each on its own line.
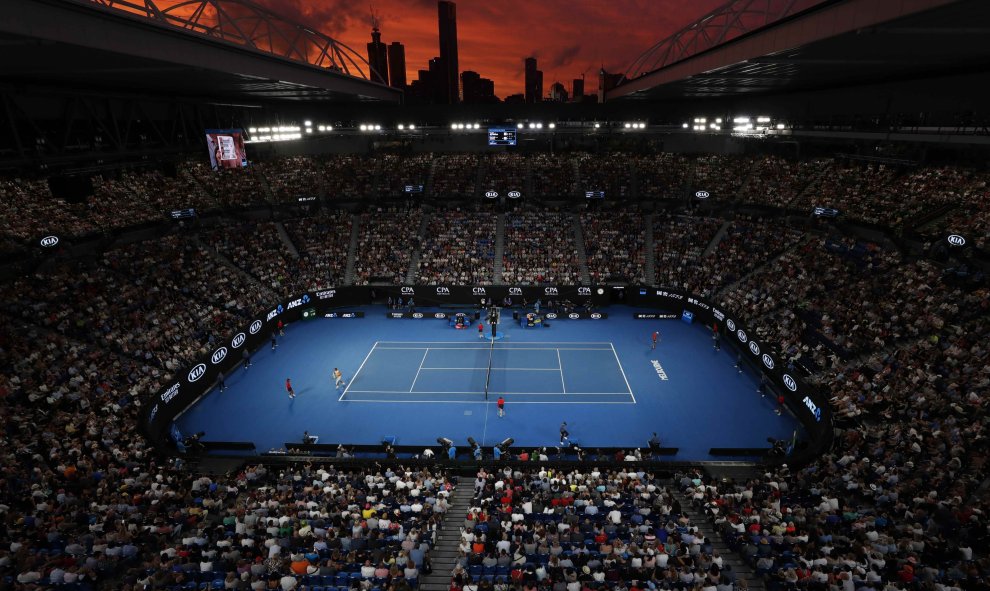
left=343, top=214, right=362, bottom=286
left=193, top=236, right=278, bottom=300
left=424, top=158, right=439, bottom=199
left=572, top=213, right=592, bottom=284
left=643, top=214, right=655, bottom=284
left=405, top=210, right=432, bottom=284
left=702, top=220, right=732, bottom=258
left=419, top=484, right=474, bottom=591
left=669, top=484, right=766, bottom=591
left=273, top=222, right=300, bottom=259
left=493, top=213, right=506, bottom=284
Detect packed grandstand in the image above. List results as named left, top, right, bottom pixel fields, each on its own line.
left=0, top=150, right=988, bottom=591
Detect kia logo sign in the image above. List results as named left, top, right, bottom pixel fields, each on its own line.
left=545, top=313, right=558, bottom=320
left=211, top=347, right=228, bottom=365
left=568, top=313, right=580, bottom=319
left=590, top=313, right=602, bottom=319
left=748, top=341, right=760, bottom=355
left=948, top=234, right=966, bottom=247
left=485, top=190, right=499, bottom=198
left=507, top=190, right=522, bottom=199
left=412, top=312, right=424, bottom=318
left=695, top=191, right=710, bottom=199
left=782, top=374, right=798, bottom=392
left=434, top=313, right=446, bottom=319
left=187, top=363, right=207, bottom=383
left=231, top=333, right=246, bottom=349
left=249, top=320, right=263, bottom=334
left=736, top=329, right=747, bottom=343
left=762, top=353, right=774, bottom=369
left=726, top=319, right=736, bottom=332
left=40, top=235, right=60, bottom=248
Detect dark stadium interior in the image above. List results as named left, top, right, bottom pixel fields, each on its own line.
left=1, top=1, right=990, bottom=591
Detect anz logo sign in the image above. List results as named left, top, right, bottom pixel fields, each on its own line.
left=748, top=341, right=760, bottom=356
left=187, top=363, right=207, bottom=383
left=401, top=287, right=415, bottom=295
left=266, top=305, right=284, bottom=321
left=736, top=329, right=748, bottom=343
left=249, top=320, right=263, bottom=335
left=762, top=353, right=774, bottom=370
left=803, top=396, right=822, bottom=422
left=231, top=333, right=246, bottom=349
left=211, top=347, right=228, bottom=365
left=782, top=374, right=798, bottom=392
left=286, top=294, right=311, bottom=310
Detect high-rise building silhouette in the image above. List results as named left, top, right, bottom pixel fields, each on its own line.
left=429, top=56, right=447, bottom=104
left=437, top=1, right=460, bottom=104
left=462, top=71, right=496, bottom=103
left=366, top=26, right=389, bottom=85
left=572, top=78, right=585, bottom=102
left=388, top=42, right=406, bottom=89
left=549, top=82, right=568, bottom=102
left=524, top=57, right=543, bottom=103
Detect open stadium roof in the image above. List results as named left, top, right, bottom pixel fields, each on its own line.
left=609, top=0, right=990, bottom=101
left=0, top=0, right=401, bottom=103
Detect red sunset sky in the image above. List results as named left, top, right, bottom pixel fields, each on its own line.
left=256, top=0, right=725, bottom=98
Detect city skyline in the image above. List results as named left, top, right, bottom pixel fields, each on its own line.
left=257, top=0, right=724, bottom=99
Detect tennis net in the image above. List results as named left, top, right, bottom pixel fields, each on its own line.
left=483, top=307, right=499, bottom=401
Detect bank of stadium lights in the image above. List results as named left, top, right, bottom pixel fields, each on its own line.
left=623, top=122, right=647, bottom=129
left=359, top=124, right=381, bottom=131
left=451, top=123, right=481, bottom=130
left=396, top=124, right=417, bottom=131
left=317, top=125, right=333, bottom=132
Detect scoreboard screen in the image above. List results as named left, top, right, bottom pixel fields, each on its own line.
left=488, top=128, right=517, bottom=146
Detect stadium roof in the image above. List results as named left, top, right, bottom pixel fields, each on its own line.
left=609, top=0, right=990, bottom=101
left=0, top=0, right=400, bottom=103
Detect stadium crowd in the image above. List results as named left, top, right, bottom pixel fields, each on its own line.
left=1, top=149, right=990, bottom=591
left=416, top=208, right=497, bottom=284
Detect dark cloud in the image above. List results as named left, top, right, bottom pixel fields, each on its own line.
left=547, top=44, right=581, bottom=70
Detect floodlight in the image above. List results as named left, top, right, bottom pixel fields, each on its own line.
left=548, top=123, right=556, bottom=129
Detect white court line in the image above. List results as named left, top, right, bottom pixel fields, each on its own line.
left=344, top=390, right=629, bottom=395
left=376, top=341, right=614, bottom=344
left=336, top=399, right=635, bottom=405
left=557, top=349, right=566, bottom=394
left=408, top=349, right=430, bottom=392
left=610, top=342, right=637, bottom=404
left=420, top=367, right=564, bottom=371
left=376, top=347, right=612, bottom=351
left=338, top=341, right=378, bottom=401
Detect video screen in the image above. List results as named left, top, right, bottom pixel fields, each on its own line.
left=488, top=128, right=517, bottom=146
left=205, top=129, right=248, bottom=170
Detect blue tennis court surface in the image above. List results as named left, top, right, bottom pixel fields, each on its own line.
left=342, top=342, right=634, bottom=403
left=175, top=305, right=803, bottom=459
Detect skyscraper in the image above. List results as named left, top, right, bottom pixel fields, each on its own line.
left=572, top=78, right=585, bottom=102
left=388, top=42, right=406, bottom=89
left=437, top=0, right=459, bottom=104
left=524, top=57, right=543, bottom=103
left=366, top=27, right=389, bottom=85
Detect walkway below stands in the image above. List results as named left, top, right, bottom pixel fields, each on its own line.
left=573, top=212, right=592, bottom=284
left=702, top=220, right=732, bottom=258
left=406, top=211, right=432, bottom=283
left=670, top=485, right=766, bottom=591
left=420, top=484, right=474, bottom=591
left=493, top=213, right=506, bottom=284
left=273, top=221, right=300, bottom=259
left=343, top=214, right=361, bottom=285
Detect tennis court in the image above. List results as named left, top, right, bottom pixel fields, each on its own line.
left=341, top=341, right=635, bottom=403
